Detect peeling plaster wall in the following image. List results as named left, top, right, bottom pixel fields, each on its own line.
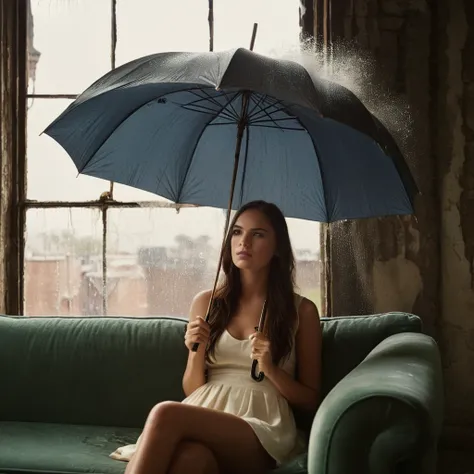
left=372, top=254, right=422, bottom=312
left=437, top=0, right=474, bottom=434
left=301, top=0, right=474, bottom=456
left=320, top=0, right=439, bottom=331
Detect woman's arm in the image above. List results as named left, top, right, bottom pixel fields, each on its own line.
left=182, top=290, right=212, bottom=397
left=265, top=298, right=322, bottom=412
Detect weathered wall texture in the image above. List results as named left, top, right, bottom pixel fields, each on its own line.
left=303, top=0, right=474, bottom=466
left=320, top=0, right=438, bottom=326
left=0, top=0, right=16, bottom=314
left=436, top=0, right=474, bottom=455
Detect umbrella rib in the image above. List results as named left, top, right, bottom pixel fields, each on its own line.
left=247, top=94, right=267, bottom=117
left=207, top=122, right=243, bottom=126
left=250, top=124, right=306, bottom=131
left=248, top=101, right=287, bottom=131
left=181, top=95, right=227, bottom=111
left=251, top=117, right=303, bottom=124
left=175, top=93, right=240, bottom=203
left=208, top=121, right=304, bottom=130
left=185, top=96, right=236, bottom=119
left=180, top=91, right=241, bottom=122
left=250, top=106, right=288, bottom=121
left=247, top=100, right=286, bottom=121
left=292, top=115, right=330, bottom=222
left=204, top=89, right=240, bottom=120
left=180, top=104, right=237, bottom=121
left=212, top=91, right=243, bottom=123
left=188, top=89, right=226, bottom=110
left=189, top=89, right=241, bottom=122
left=220, top=91, right=241, bottom=120
left=249, top=104, right=288, bottom=122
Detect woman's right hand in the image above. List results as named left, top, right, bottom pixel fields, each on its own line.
left=184, top=316, right=211, bottom=351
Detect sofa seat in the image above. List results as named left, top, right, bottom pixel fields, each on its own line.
left=0, top=421, right=308, bottom=474
left=0, top=421, right=139, bottom=474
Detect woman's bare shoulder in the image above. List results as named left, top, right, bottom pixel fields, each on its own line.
left=193, top=289, right=213, bottom=304
left=298, top=297, right=320, bottom=319
left=294, top=296, right=322, bottom=352
left=189, top=290, right=214, bottom=320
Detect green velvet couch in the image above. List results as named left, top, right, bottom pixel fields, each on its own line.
left=0, top=312, right=443, bottom=474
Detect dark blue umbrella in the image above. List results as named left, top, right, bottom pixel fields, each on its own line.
left=44, top=48, right=418, bottom=380
left=44, top=48, right=418, bottom=223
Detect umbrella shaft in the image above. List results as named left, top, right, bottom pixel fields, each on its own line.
left=191, top=93, right=250, bottom=352
left=204, top=93, right=250, bottom=318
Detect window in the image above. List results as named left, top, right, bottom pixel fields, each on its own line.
left=25, top=0, right=321, bottom=317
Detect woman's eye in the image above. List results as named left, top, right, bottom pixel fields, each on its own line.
left=254, top=232, right=264, bottom=238
left=232, top=229, right=241, bottom=235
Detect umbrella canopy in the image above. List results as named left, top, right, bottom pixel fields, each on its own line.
left=44, top=48, right=418, bottom=223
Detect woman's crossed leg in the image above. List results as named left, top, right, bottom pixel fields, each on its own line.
left=124, top=401, right=275, bottom=474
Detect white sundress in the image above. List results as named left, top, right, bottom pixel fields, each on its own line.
left=110, top=295, right=306, bottom=466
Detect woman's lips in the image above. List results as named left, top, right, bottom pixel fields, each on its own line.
left=237, top=251, right=251, bottom=259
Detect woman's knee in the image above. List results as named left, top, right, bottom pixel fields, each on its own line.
left=147, top=401, right=182, bottom=430
left=170, top=441, right=218, bottom=474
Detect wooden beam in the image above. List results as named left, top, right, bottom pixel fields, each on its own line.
left=0, top=0, right=27, bottom=315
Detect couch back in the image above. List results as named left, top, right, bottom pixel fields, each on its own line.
left=0, top=312, right=421, bottom=428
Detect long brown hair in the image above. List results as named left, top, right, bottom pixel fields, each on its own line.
left=206, top=200, right=297, bottom=365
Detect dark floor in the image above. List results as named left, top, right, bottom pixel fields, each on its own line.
left=438, top=450, right=474, bottom=474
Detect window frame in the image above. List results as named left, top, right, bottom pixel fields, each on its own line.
left=4, top=0, right=326, bottom=316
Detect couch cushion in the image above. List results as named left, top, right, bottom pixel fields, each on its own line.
left=0, top=312, right=421, bottom=431
left=0, top=421, right=138, bottom=474
left=0, top=316, right=188, bottom=427
left=292, top=312, right=422, bottom=435
left=0, top=421, right=305, bottom=474
left=320, top=312, right=422, bottom=397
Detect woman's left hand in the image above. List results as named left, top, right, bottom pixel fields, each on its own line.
left=249, top=331, right=274, bottom=376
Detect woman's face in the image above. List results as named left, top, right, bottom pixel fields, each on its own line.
left=230, top=209, right=277, bottom=272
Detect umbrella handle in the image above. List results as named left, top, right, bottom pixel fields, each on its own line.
left=251, top=326, right=265, bottom=382
left=191, top=314, right=209, bottom=352
left=190, top=302, right=213, bottom=353
left=251, top=359, right=265, bottom=382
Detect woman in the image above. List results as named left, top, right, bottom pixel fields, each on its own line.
left=117, top=200, right=322, bottom=474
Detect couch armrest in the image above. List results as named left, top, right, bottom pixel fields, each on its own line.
left=308, top=332, right=443, bottom=474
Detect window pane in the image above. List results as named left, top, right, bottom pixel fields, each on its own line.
left=115, top=0, right=209, bottom=67
left=106, top=208, right=320, bottom=318
left=213, top=0, right=300, bottom=53
left=23, top=208, right=320, bottom=317
left=106, top=207, right=224, bottom=317
left=112, top=183, right=170, bottom=202
left=28, top=0, right=111, bottom=94
left=288, top=218, right=321, bottom=312
left=24, top=208, right=103, bottom=316
left=27, top=99, right=111, bottom=200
